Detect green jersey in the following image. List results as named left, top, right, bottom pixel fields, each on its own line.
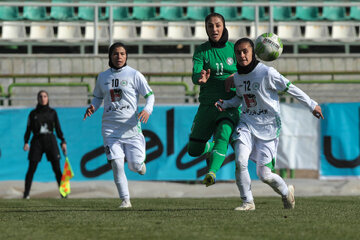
left=192, top=41, right=237, bottom=105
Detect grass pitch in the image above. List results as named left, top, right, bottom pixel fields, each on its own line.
left=0, top=197, right=359, bottom=240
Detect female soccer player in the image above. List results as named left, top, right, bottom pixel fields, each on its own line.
left=83, top=42, right=155, bottom=208
left=188, top=13, right=240, bottom=186
left=216, top=38, right=323, bottom=210
left=23, top=90, right=67, bottom=199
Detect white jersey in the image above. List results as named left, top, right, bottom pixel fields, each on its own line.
left=222, top=63, right=317, bottom=140
left=92, top=66, right=154, bottom=139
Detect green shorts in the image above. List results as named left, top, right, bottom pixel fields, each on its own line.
left=189, top=104, right=240, bottom=142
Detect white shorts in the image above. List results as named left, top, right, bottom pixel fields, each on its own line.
left=232, top=122, right=278, bottom=166
left=103, top=133, right=146, bottom=164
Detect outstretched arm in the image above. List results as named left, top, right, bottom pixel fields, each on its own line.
left=215, top=95, right=242, bottom=111
left=286, top=83, right=323, bottom=119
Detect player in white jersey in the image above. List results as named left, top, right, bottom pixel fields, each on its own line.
left=216, top=38, right=324, bottom=210
left=83, top=42, right=155, bottom=208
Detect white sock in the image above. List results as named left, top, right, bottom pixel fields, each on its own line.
left=111, top=158, right=130, bottom=200
left=257, top=165, right=288, bottom=197
left=234, top=141, right=254, bottom=203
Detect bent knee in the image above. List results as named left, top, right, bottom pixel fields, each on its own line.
left=128, top=162, right=142, bottom=173
left=235, top=161, right=248, bottom=172
left=258, top=175, right=271, bottom=183
left=258, top=171, right=274, bottom=184
left=187, top=141, right=205, bottom=157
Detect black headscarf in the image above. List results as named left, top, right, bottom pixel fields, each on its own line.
left=234, top=38, right=259, bottom=74
left=108, top=42, right=128, bottom=70
left=205, top=13, right=229, bottom=48
left=36, top=90, right=50, bottom=111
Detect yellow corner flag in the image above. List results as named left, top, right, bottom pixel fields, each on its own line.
left=59, top=156, right=74, bottom=198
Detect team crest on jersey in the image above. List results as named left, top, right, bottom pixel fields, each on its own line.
left=226, top=57, right=234, bottom=65
left=110, top=88, right=122, bottom=102
left=244, top=94, right=257, bottom=108
left=120, top=80, right=128, bottom=86
left=252, top=82, right=260, bottom=90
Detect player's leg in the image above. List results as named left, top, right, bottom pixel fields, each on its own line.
left=24, top=160, right=40, bottom=199
left=208, top=119, right=234, bottom=173
left=105, top=138, right=131, bottom=208
left=49, top=159, right=62, bottom=186
left=45, top=136, right=62, bottom=187
left=24, top=142, right=42, bottom=199
left=254, top=138, right=295, bottom=209
left=124, top=133, right=146, bottom=175
left=187, top=105, right=216, bottom=157
left=232, top=124, right=255, bottom=210
left=110, top=158, right=131, bottom=208
left=204, top=108, right=239, bottom=186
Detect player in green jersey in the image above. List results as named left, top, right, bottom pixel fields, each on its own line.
left=187, top=13, right=240, bottom=186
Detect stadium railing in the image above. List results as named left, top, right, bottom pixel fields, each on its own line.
left=0, top=72, right=198, bottom=106
left=7, top=82, right=93, bottom=106
left=1, top=71, right=360, bottom=107
left=1, top=1, right=360, bottom=55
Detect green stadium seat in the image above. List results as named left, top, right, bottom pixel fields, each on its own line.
left=23, top=5, right=49, bottom=20
left=349, top=6, right=360, bottom=20
left=104, top=1, right=131, bottom=21
left=240, top=0, right=267, bottom=21
left=322, top=5, right=347, bottom=21
left=0, top=6, right=22, bottom=20
left=294, top=6, right=321, bottom=21
left=272, top=5, right=293, bottom=21
left=186, top=1, right=211, bottom=20
left=270, top=0, right=293, bottom=21
left=159, top=0, right=185, bottom=20
left=50, top=0, right=76, bottom=20
left=240, top=6, right=267, bottom=21
left=78, top=1, right=102, bottom=21
left=132, top=0, right=157, bottom=20
left=214, top=1, right=239, bottom=20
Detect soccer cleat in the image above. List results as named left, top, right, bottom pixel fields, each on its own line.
left=202, top=171, right=216, bottom=187
left=119, top=199, right=132, bottom=209
left=234, top=201, right=256, bottom=211
left=23, top=195, right=30, bottom=200
left=282, top=185, right=295, bottom=209
left=138, top=162, right=146, bottom=175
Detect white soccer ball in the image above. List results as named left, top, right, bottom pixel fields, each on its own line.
left=254, top=33, right=283, bottom=61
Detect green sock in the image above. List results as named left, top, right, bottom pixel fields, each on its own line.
left=202, top=141, right=214, bottom=155
left=209, top=121, right=233, bottom=173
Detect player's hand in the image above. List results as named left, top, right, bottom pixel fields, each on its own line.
left=198, top=69, right=211, bottom=84
left=138, top=110, right=150, bottom=123
left=225, top=75, right=235, bottom=92
left=215, top=99, right=225, bottom=112
left=312, top=105, right=324, bottom=119
left=83, top=105, right=95, bottom=120
left=61, top=143, right=67, bottom=156
left=23, top=143, right=29, bottom=151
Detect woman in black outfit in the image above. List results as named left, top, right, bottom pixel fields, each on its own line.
left=23, top=90, right=67, bottom=199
